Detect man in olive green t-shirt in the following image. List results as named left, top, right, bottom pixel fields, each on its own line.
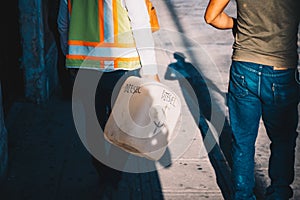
left=205, top=0, right=299, bottom=199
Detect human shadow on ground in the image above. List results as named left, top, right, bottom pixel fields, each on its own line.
left=0, top=88, right=168, bottom=200
left=164, top=52, right=234, bottom=200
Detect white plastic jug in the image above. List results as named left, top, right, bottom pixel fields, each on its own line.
left=104, top=76, right=181, bottom=161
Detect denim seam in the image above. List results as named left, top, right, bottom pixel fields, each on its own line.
left=258, top=73, right=261, bottom=97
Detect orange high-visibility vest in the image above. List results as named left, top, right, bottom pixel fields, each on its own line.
left=66, top=0, right=141, bottom=71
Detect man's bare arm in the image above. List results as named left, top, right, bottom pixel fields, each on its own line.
left=204, top=0, right=234, bottom=30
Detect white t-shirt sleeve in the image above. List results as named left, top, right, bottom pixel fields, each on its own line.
left=124, top=0, right=158, bottom=75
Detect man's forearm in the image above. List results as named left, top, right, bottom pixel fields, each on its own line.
left=204, top=0, right=233, bottom=30
left=125, top=0, right=158, bottom=76
left=206, top=12, right=234, bottom=30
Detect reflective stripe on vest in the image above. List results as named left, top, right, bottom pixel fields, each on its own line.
left=66, top=0, right=141, bottom=70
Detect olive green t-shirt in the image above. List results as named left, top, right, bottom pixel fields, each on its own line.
left=232, top=0, right=300, bottom=68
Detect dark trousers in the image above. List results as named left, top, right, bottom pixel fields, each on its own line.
left=92, top=69, right=140, bottom=186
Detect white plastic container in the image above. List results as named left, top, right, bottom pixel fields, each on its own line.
left=104, top=76, right=181, bottom=161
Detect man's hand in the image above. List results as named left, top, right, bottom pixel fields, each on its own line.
left=143, top=74, right=160, bottom=82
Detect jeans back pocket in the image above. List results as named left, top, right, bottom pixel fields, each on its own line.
left=229, top=71, right=248, bottom=98
left=272, top=82, right=299, bottom=105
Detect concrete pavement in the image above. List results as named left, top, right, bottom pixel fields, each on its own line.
left=0, top=0, right=300, bottom=200
left=153, top=0, right=300, bottom=199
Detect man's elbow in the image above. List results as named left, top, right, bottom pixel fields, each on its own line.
left=204, top=14, right=215, bottom=25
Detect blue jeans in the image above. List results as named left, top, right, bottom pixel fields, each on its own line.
left=227, top=61, right=299, bottom=200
